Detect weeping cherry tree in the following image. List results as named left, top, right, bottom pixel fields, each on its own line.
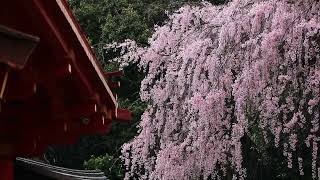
left=109, top=0, right=320, bottom=179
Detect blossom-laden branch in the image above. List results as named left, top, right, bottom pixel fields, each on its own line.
left=105, top=0, right=320, bottom=179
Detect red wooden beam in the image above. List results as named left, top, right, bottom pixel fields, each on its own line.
left=81, top=113, right=112, bottom=135
left=0, top=159, right=13, bottom=180
left=104, top=71, right=123, bottom=78
left=15, top=138, right=45, bottom=157
left=115, top=108, right=132, bottom=123
left=0, top=98, right=49, bottom=121
left=32, top=0, right=69, bottom=54
left=22, top=115, right=112, bottom=148
left=107, top=81, right=120, bottom=89
left=31, top=1, right=97, bottom=100
left=53, top=0, right=118, bottom=107
left=0, top=25, right=39, bottom=70
left=53, top=62, right=72, bottom=78
left=0, top=143, right=14, bottom=159
left=67, top=100, right=98, bottom=119
left=14, top=120, right=76, bottom=154
left=3, top=69, right=37, bottom=101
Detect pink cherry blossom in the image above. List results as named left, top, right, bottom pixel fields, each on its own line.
left=108, top=0, right=320, bottom=179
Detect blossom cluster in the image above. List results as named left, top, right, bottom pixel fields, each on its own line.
left=117, top=0, right=320, bottom=179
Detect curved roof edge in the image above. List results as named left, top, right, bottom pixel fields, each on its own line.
left=16, top=157, right=107, bottom=180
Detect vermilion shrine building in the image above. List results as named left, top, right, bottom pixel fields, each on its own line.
left=0, top=1, right=131, bottom=179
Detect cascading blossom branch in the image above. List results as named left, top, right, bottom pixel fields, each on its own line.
left=118, top=0, right=320, bottom=179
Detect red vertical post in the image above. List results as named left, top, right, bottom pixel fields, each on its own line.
left=0, top=159, right=13, bottom=180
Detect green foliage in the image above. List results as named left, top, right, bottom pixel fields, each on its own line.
left=101, top=6, right=150, bottom=45
left=84, top=154, right=123, bottom=179
left=69, top=0, right=229, bottom=45
left=69, top=0, right=151, bottom=46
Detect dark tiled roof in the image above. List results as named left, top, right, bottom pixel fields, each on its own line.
left=15, top=158, right=107, bottom=180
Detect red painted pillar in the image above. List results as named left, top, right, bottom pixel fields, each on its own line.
left=0, top=159, right=13, bottom=180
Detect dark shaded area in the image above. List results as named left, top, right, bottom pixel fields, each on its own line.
left=15, top=164, right=56, bottom=180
